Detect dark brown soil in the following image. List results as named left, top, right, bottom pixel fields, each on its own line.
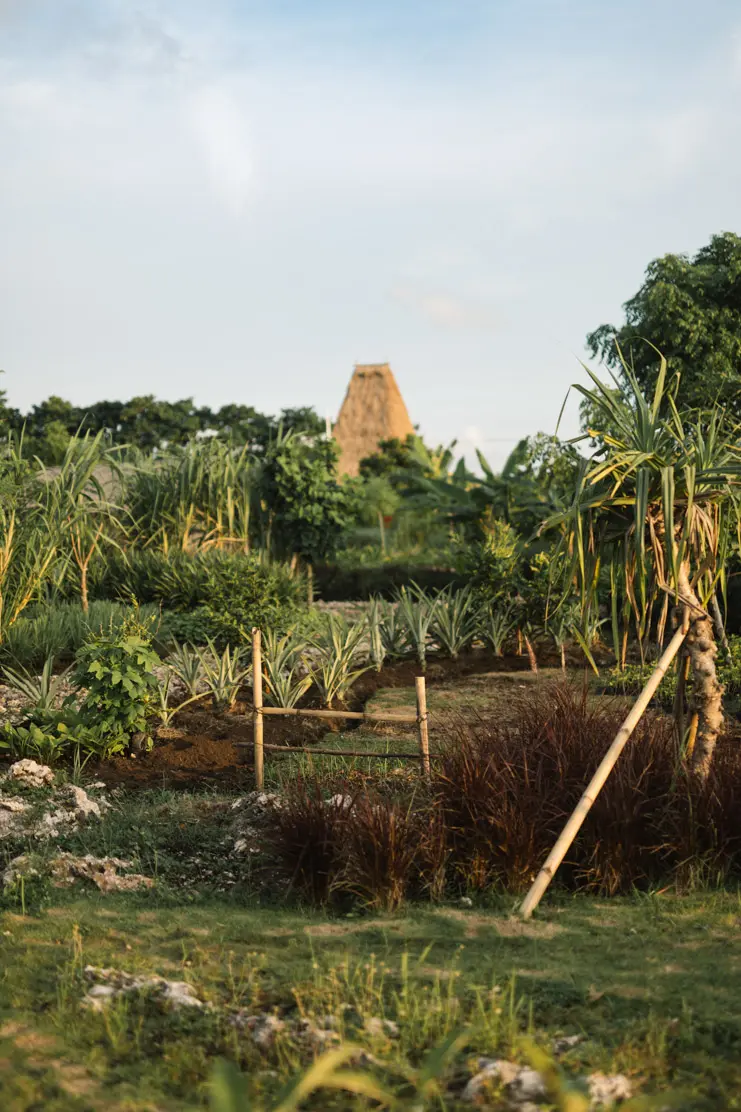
left=91, top=648, right=590, bottom=790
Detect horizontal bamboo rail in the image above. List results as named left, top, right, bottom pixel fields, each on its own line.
left=237, top=742, right=441, bottom=759
left=251, top=628, right=431, bottom=788
left=259, top=706, right=418, bottom=724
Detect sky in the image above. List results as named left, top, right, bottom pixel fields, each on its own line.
left=1, top=0, right=741, bottom=467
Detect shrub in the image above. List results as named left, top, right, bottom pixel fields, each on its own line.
left=91, top=550, right=304, bottom=645
left=157, top=607, right=217, bottom=647
left=73, top=612, right=161, bottom=739
left=200, top=554, right=303, bottom=645
left=436, top=682, right=679, bottom=895
left=343, top=793, right=421, bottom=911
left=266, top=682, right=741, bottom=907
left=269, top=780, right=352, bottom=904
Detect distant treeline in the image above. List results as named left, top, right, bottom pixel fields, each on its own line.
left=0, top=389, right=325, bottom=462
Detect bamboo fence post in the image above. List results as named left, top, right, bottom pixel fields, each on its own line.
left=252, top=628, right=264, bottom=790
left=520, top=623, right=688, bottom=920
left=415, top=675, right=430, bottom=782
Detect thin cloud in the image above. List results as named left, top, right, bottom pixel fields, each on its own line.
left=187, top=84, right=254, bottom=215
left=391, top=285, right=502, bottom=331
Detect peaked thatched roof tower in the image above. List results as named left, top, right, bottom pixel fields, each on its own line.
left=333, top=363, right=414, bottom=477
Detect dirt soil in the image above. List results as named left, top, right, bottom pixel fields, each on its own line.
left=91, top=648, right=595, bottom=789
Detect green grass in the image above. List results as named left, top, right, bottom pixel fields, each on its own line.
left=1, top=788, right=741, bottom=1109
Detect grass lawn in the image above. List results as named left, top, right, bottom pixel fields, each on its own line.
left=1, top=784, right=740, bottom=1110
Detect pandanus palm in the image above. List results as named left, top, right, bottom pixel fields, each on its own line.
left=550, top=352, right=740, bottom=780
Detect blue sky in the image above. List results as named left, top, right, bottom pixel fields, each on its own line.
left=1, top=0, right=740, bottom=465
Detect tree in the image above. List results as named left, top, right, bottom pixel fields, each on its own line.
left=587, top=232, right=741, bottom=417
left=258, top=431, right=355, bottom=563
left=552, top=355, right=741, bottom=780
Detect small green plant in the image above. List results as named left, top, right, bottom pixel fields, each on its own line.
left=429, top=586, right=478, bottom=659
left=0, top=721, right=67, bottom=762
left=0, top=717, right=126, bottom=762
left=73, top=613, right=161, bottom=738
left=262, top=629, right=312, bottom=708
left=154, top=674, right=208, bottom=727
left=308, top=614, right=369, bottom=707
left=197, top=640, right=249, bottom=712
left=396, top=585, right=434, bottom=671
left=2, top=654, right=72, bottom=713
left=167, top=641, right=206, bottom=697
left=479, top=603, right=517, bottom=656
left=378, top=600, right=407, bottom=659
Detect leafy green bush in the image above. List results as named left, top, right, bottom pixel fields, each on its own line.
left=199, top=555, right=303, bottom=645
left=73, top=613, right=161, bottom=739
left=90, top=550, right=303, bottom=645
left=0, top=718, right=127, bottom=762
left=157, top=607, right=218, bottom=647
left=454, top=517, right=521, bottom=608
left=90, top=549, right=205, bottom=609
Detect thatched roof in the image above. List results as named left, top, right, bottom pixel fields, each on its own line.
left=333, top=363, right=414, bottom=477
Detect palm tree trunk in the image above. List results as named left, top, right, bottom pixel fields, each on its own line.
left=677, top=566, right=724, bottom=780
left=710, top=594, right=731, bottom=662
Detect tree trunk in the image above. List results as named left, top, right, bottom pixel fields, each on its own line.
left=524, top=634, right=538, bottom=674
left=560, top=643, right=566, bottom=672
left=677, top=566, right=724, bottom=780
left=378, top=511, right=386, bottom=556
left=710, top=594, right=731, bottom=662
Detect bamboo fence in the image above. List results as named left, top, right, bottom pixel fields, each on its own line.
left=250, top=628, right=433, bottom=788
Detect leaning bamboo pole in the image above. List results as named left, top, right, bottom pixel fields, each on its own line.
left=520, top=623, right=688, bottom=920
left=415, top=676, right=431, bottom=781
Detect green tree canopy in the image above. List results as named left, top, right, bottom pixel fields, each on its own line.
left=587, top=231, right=741, bottom=416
